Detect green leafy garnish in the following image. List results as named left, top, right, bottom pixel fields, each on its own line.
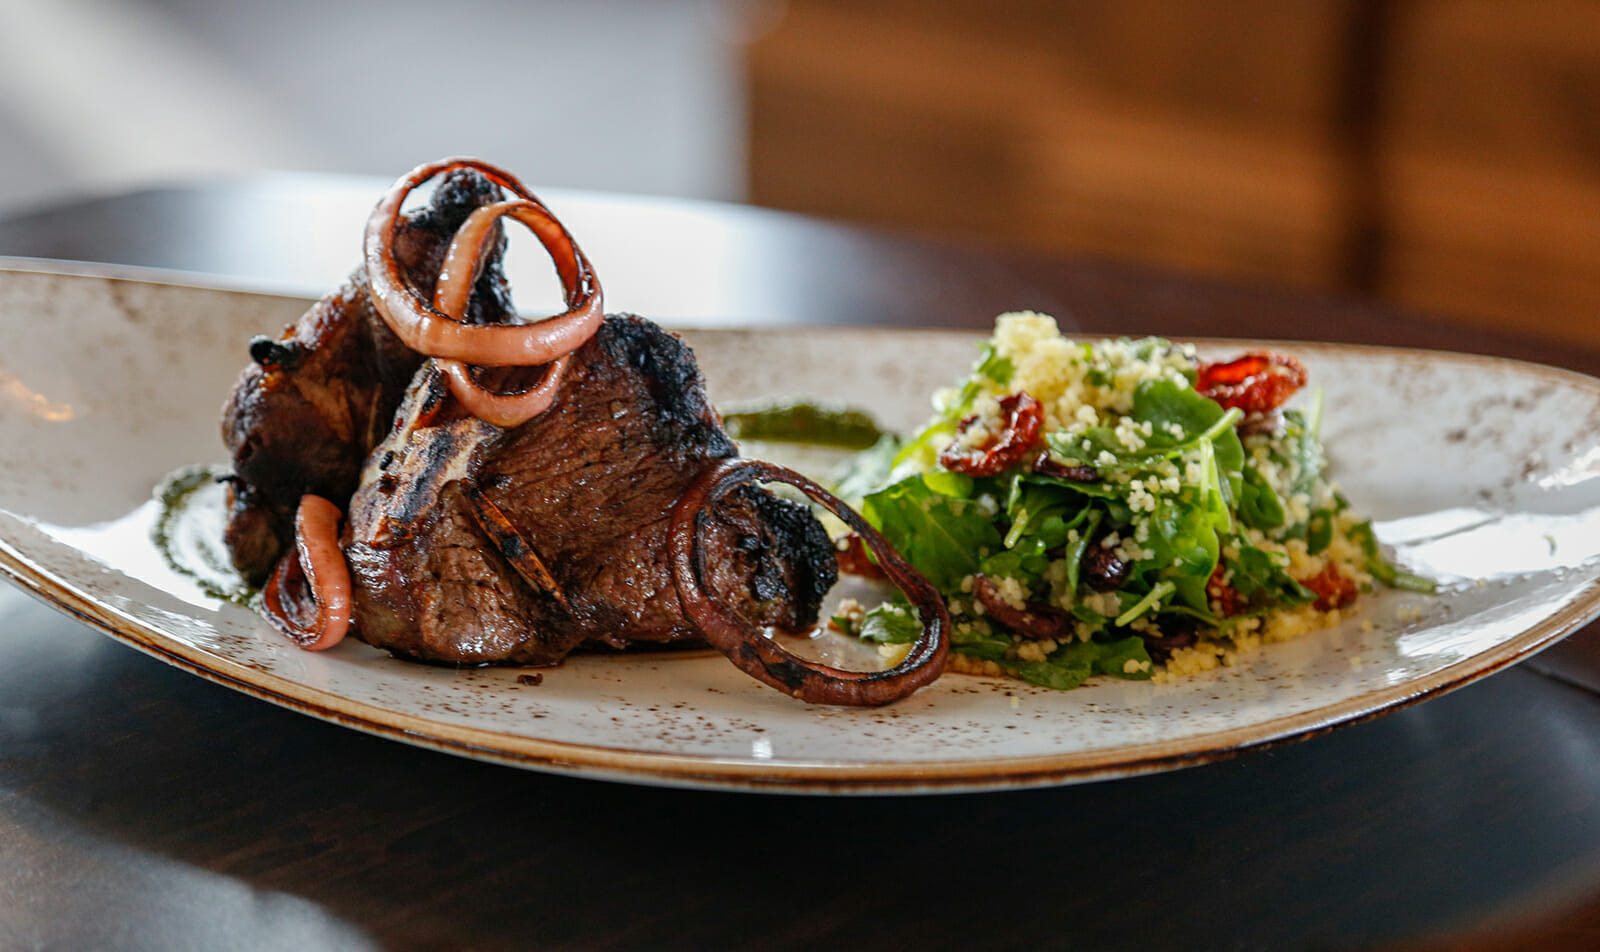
left=1348, top=520, right=1437, bottom=593
left=860, top=474, right=1004, bottom=591
left=856, top=601, right=922, bottom=644
left=831, top=320, right=1432, bottom=692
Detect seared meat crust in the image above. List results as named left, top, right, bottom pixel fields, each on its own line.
left=345, top=315, right=837, bottom=666
left=221, top=170, right=514, bottom=583
left=222, top=171, right=838, bottom=668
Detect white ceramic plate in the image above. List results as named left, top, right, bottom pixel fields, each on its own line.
left=3, top=264, right=1600, bottom=794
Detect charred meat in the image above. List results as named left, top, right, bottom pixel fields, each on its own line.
left=221, top=168, right=516, bottom=585
left=343, top=314, right=838, bottom=667
left=219, top=158, right=947, bottom=705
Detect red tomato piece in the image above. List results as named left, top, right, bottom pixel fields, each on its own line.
left=1207, top=563, right=1248, bottom=618
left=939, top=392, right=1044, bottom=477
left=835, top=532, right=887, bottom=580
left=1303, top=562, right=1359, bottom=612
left=1196, top=352, right=1308, bottom=414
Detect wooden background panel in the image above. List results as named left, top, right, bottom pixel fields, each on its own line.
left=748, top=0, right=1352, bottom=290
left=1383, top=153, right=1600, bottom=345
left=1386, top=0, right=1600, bottom=158
left=1380, top=0, right=1600, bottom=346
left=746, top=0, right=1600, bottom=347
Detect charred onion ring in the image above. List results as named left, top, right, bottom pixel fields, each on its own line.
left=364, top=159, right=604, bottom=428
left=670, top=459, right=949, bottom=706
left=365, top=159, right=602, bottom=364
left=435, top=356, right=573, bottom=429
left=261, top=495, right=351, bottom=650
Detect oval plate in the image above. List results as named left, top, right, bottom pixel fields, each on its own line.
left=3, top=264, right=1600, bottom=794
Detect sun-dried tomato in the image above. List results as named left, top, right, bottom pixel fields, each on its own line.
left=939, top=392, right=1044, bottom=477
left=1196, top=352, right=1308, bottom=415
left=1302, top=562, right=1359, bottom=612
left=971, top=574, right=1072, bottom=640
left=835, top=532, right=886, bottom=580
left=1207, top=563, right=1248, bottom=618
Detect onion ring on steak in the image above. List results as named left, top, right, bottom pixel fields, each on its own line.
left=670, top=459, right=949, bottom=706
left=365, top=160, right=603, bottom=428
left=436, top=355, right=574, bottom=428
left=261, top=494, right=351, bottom=650
left=248, top=159, right=947, bottom=707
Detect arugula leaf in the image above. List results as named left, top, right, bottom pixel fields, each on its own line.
left=1347, top=520, right=1437, bottom=593
left=1044, top=426, right=1123, bottom=468
left=951, top=625, right=1013, bottom=661
left=1040, top=379, right=1244, bottom=538
left=1004, top=482, right=1055, bottom=547
left=1003, top=482, right=1092, bottom=547
left=1132, top=379, right=1245, bottom=479
left=857, top=601, right=922, bottom=644
left=1225, top=543, right=1314, bottom=607
left=1088, top=636, right=1154, bottom=678
left=974, top=342, right=1014, bottom=388
left=978, top=546, right=1045, bottom=591
left=1115, top=580, right=1176, bottom=626
left=1305, top=507, right=1335, bottom=555
left=1018, top=468, right=1123, bottom=500
left=861, top=474, right=1005, bottom=591
left=1010, top=636, right=1154, bottom=690
left=1061, top=510, right=1103, bottom=600
left=1238, top=464, right=1287, bottom=530
left=1015, top=655, right=1093, bottom=690
left=1144, top=494, right=1220, bottom=579
left=1172, top=572, right=1213, bottom=616
left=984, top=502, right=1078, bottom=585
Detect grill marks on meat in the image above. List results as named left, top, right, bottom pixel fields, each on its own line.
left=220, top=170, right=515, bottom=584
left=222, top=162, right=856, bottom=693
left=343, top=315, right=838, bottom=666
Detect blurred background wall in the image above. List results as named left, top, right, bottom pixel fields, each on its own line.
left=0, top=0, right=755, bottom=205
left=0, top=0, right=1596, bottom=347
left=747, top=0, right=1600, bottom=349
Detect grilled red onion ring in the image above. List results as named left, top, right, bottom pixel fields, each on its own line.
left=670, top=459, right=949, bottom=706
left=364, top=159, right=604, bottom=428
left=261, top=494, right=350, bottom=650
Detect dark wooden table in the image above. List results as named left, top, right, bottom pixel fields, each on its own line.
left=2, top=178, right=1599, bottom=952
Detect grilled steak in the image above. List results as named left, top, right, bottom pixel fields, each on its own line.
left=343, top=315, right=838, bottom=665
left=221, top=167, right=838, bottom=666
left=220, top=169, right=515, bottom=584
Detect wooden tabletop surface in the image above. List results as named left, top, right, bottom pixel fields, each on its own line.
left=1, top=178, right=1598, bottom=951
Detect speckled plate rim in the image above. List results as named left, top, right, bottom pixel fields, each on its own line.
left=3, top=529, right=1598, bottom=795
left=0, top=254, right=330, bottom=301
left=2, top=264, right=1599, bottom=794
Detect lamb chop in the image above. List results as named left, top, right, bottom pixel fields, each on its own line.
left=223, top=158, right=947, bottom=705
